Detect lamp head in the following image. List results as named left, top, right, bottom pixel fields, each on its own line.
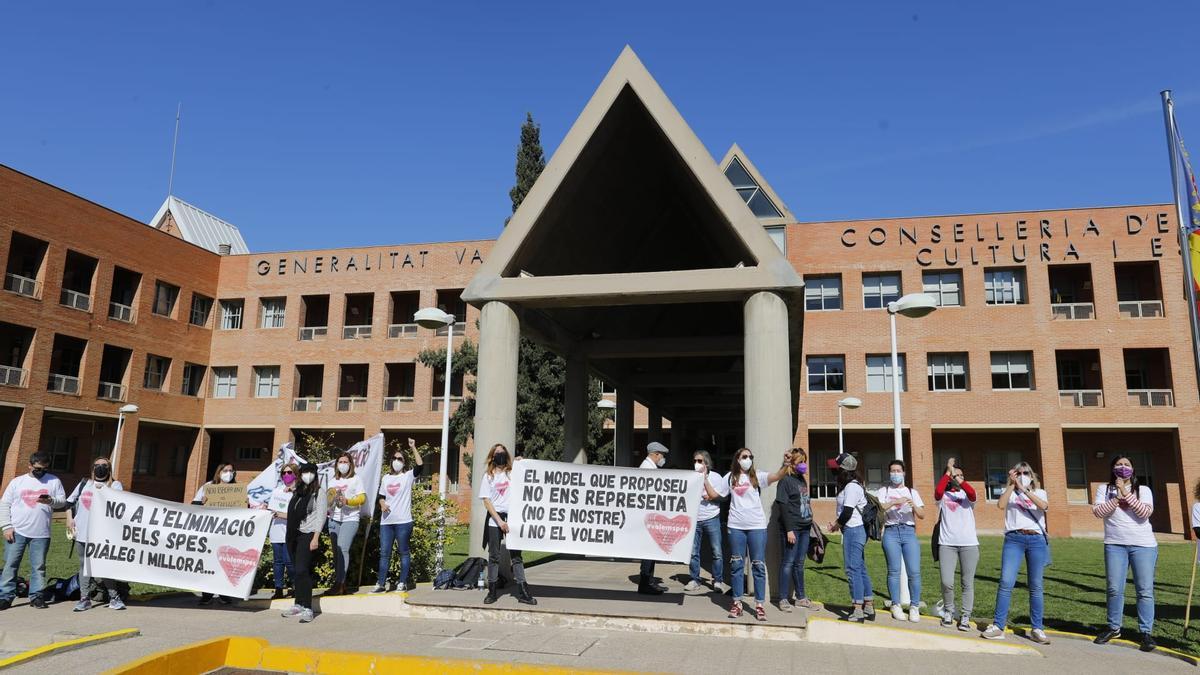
left=596, top=399, right=617, bottom=410
left=888, top=293, right=938, bottom=318
left=413, top=307, right=454, bottom=329
left=118, top=404, right=140, bottom=414
left=837, top=397, right=862, bottom=409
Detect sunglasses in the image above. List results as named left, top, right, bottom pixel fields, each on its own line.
left=282, top=470, right=295, bottom=475
left=740, top=455, right=754, bottom=461
left=1017, top=471, right=1031, bottom=476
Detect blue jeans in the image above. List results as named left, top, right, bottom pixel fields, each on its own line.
left=728, top=527, right=767, bottom=603
left=993, top=531, right=1047, bottom=630
left=881, top=524, right=921, bottom=605
left=1104, top=543, right=1157, bottom=634
left=0, top=534, right=50, bottom=601
left=779, top=527, right=810, bottom=601
left=271, top=542, right=295, bottom=590
left=689, top=516, right=724, bottom=583
left=327, top=519, right=360, bottom=584
left=842, top=525, right=873, bottom=604
left=378, top=522, right=414, bottom=587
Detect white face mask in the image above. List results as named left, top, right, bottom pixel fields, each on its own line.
left=220, top=471, right=234, bottom=483
left=1019, top=475, right=1032, bottom=489
left=337, top=463, right=351, bottom=475
left=301, top=473, right=315, bottom=485
left=655, top=456, right=666, bottom=468
left=694, top=461, right=706, bottom=473
left=392, top=460, right=405, bottom=472
left=738, top=458, right=753, bottom=471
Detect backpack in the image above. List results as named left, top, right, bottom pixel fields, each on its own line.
left=44, top=576, right=80, bottom=602
left=446, top=556, right=487, bottom=590
left=854, top=482, right=886, bottom=541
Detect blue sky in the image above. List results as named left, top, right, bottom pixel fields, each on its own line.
left=2, top=2, right=1198, bottom=252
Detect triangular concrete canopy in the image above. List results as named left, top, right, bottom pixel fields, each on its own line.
left=464, top=46, right=801, bottom=309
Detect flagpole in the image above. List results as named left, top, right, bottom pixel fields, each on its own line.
left=1161, top=91, right=1200, bottom=402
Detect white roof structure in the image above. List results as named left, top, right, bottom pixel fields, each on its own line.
left=149, top=196, right=249, bottom=254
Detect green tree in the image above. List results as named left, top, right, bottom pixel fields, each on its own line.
left=507, top=112, right=546, bottom=222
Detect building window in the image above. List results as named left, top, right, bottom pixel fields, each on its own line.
left=219, top=299, right=244, bottom=330
left=236, top=447, right=266, bottom=462
left=862, top=273, right=901, bottom=310
left=991, top=351, right=1033, bottom=390
left=212, top=366, right=238, bottom=399
left=143, top=354, right=170, bottom=390
left=764, top=225, right=787, bottom=254
left=985, top=450, right=1023, bottom=500
left=134, top=441, right=157, bottom=476
left=189, top=294, right=213, bottom=327
left=807, top=356, right=845, bottom=392
left=922, top=270, right=962, bottom=307
left=927, top=352, right=968, bottom=391
left=804, top=275, right=842, bottom=311
left=152, top=281, right=179, bottom=317
left=1058, top=360, right=1084, bottom=390
left=1066, top=451, right=1088, bottom=503
left=260, top=298, right=286, bottom=329
left=866, top=354, right=906, bottom=392
left=254, top=365, right=280, bottom=398
left=47, top=436, right=75, bottom=473
left=170, top=445, right=189, bottom=476
left=810, top=451, right=839, bottom=499
left=724, top=157, right=784, bottom=218
left=984, top=268, right=1026, bottom=305
left=181, top=363, right=206, bottom=397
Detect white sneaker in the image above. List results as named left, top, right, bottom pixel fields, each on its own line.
left=908, top=605, right=920, bottom=622
left=891, top=604, right=905, bottom=621
left=982, top=624, right=1006, bottom=640
left=370, top=585, right=387, bottom=594
left=958, top=616, right=971, bottom=632
left=298, top=608, right=315, bottom=623
left=281, top=604, right=303, bottom=618
left=1030, top=629, right=1050, bottom=645
left=714, top=582, right=730, bottom=594
left=684, top=580, right=701, bottom=591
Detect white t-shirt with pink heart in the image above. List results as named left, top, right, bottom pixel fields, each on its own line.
left=876, top=485, right=924, bottom=527
left=67, top=479, right=124, bottom=543
left=725, top=470, right=771, bottom=531
left=1, top=473, right=66, bottom=539
left=379, top=471, right=416, bottom=525
left=937, top=489, right=978, bottom=546
left=479, top=470, right=512, bottom=527
left=1005, top=489, right=1048, bottom=533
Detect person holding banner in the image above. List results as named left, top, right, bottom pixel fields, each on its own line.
left=774, top=448, right=812, bottom=612
left=636, top=441, right=671, bottom=595
left=480, top=443, right=536, bottom=606
left=685, top=450, right=729, bottom=593
left=326, top=453, right=366, bottom=596
left=66, top=457, right=126, bottom=611
left=193, top=463, right=241, bottom=606
left=0, top=452, right=66, bottom=610
left=282, top=462, right=327, bottom=623
left=263, top=462, right=298, bottom=600
left=1091, top=455, right=1157, bottom=652
left=725, top=447, right=788, bottom=621
left=373, top=439, right=423, bottom=593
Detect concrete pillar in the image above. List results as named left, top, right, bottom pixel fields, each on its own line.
left=562, top=354, right=588, bottom=464
left=744, top=291, right=793, bottom=601
left=615, top=388, right=634, bottom=466
left=647, top=407, right=663, bottom=444
left=113, top=417, right=139, bottom=490
left=469, top=301, right=520, bottom=558
left=1036, top=425, right=1071, bottom=537
left=185, top=429, right=212, bottom=502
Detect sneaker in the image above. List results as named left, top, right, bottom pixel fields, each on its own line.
left=796, top=598, right=812, bottom=609
left=29, top=596, right=48, bottom=609
left=940, top=612, right=954, bottom=627
left=217, top=596, right=233, bottom=606
left=370, top=585, right=387, bottom=594
left=863, top=601, right=876, bottom=619
left=908, top=605, right=920, bottom=623
left=396, top=582, right=408, bottom=592
left=280, top=604, right=303, bottom=618
left=298, top=608, right=315, bottom=623
left=0, top=598, right=11, bottom=611
left=198, top=595, right=213, bottom=606
left=714, top=582, right=730, bottom=594
left=270, top=589, right=285, bottom=600
left=108, top=596, right=126, bottom=610
left=891, top=604, right=905, bottom=621
left=1140, top=635, right=1157, bottom=652
left=73, top=598, right=92, bottom=612
left=958, top=616, right=971, bottom=632
left=981, top=624, right=1006, bottom=640
left=776, top=599, right=793, bottom=613
left=849, top=606, right=866, bottom=623
left=1093, top=628, right=1121, bottom=645
left=755, top=604, right=767, bottom=622
left=1030, top=629, right=1050, bottom=645
left=728, top=601, right=744, bottom=619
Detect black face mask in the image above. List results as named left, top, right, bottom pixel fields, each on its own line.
left=31, top=467, right=46, bottom=478
left=493, top=452, right=508, bottom=465
left=93, top=465, right=111, bottom=481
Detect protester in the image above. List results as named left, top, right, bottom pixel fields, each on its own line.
left=281, top=463, right=326, bottom=623
left=636, top=441, right=671, bottom=595
left=0, top=452, right=66, bottom=610
left=685, top=450, right=729, bottom=593
left=1091, top=455, right=1157, bottom=652
left=326, top=452, right=365, bottom=596
left=934, top=458, right=978, bottom=631
left=193, top=463, right=239, bottom=606
left=263, top=462, right=297, bottom=600
left=480, top=443, right=536, bottom=605
left=66, top=457, right=126, bottom=610
left=774, top=448, right=812, bottom=612
left=827, top=452, right=874, bottom=622
left=982, top=461, right=1050, bottom=644
left=725, top=447, right=788, bottom=621
left=878, top=459, right=925, bottom=622
left=373, top=439, right=424, bottom=593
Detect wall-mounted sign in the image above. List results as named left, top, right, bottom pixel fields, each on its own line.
left=255, top=247, right=484, bottom=277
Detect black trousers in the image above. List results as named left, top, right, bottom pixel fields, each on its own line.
left=287, top=531, right=316, bottom=609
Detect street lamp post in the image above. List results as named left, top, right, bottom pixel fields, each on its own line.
left=836, top=397, right=862, bottom=455
left=110, top=403, right=139, bottom=476
left=886, top=292, right=938, bottom=608
left=414, top=307, right=456, bottom=576
left=597, top=398, right=617, bottom=465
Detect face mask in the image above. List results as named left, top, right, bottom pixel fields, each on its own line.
left=493, top=452, right=508, bottom=465
left=1114, top=465, right=1134, bottom=479
left=795, top=462, right=807, bottom=474
left=93, top=465, right=111, bottom=481
left=220, top=471, right=234, bottom=483
left=31, top=467, right=46, bottom=478
left=1019, top=475, right=1032, bottom=488
left=392, top=460, right=405, bottom=472
left=281, top=473, right=296, bottom=486
left=301, top=473, right=315, bottom=485
left=889, top=472, right=904, bottom=486
left=694, top=462, right=705, bottom=473
left=655, top=456, right=666, bottom=468
left=738, top=458, right=752, bottom=471
left=337, top=463, right=351, bottom=475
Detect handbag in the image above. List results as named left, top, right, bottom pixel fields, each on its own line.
left=807, top=521, right=827, bottom=563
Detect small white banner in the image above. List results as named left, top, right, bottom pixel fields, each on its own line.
left=506, top=459, right=703, bottom=563
left=86, top=488, right=272, bottom=599
left=317, top=433, right=385, bottom=518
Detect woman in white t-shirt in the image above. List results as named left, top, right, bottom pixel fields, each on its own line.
left=373, top=439, right=424, bottom=593
left=982, top=461, right=1050, bottom=644
left=934, top=457, right=978, bottom=632
left=877, top=459, right=925, bottom=623
left=479, top=443, right=536, bottom=606
left=723, top=447, right=787, bottom=621
left=326, top=453, right=365, bottom=596
left=1091, top=455, right=1157, bottom=652
left=193, top=463, right=239, bottom=606
left=686, top=450, right=729, bottom=593
left=827, top=452, right=873, bottom=622
left=66, top=457, right=125, bottom=611
left=262, top=462, right=297, bottom=600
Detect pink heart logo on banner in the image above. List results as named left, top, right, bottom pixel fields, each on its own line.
left=386, top=483, right=401, bottom=497
left=217, top=546, right=260, bottom=586
left=81, top=491, right=93, bottom=511
left=496, top=482, right=509, bottom=497
left=20, top=489, right=47, bottom=508
left=644, top=514, right=691, bottom=554
left=732, top=484, right=751, bottom=497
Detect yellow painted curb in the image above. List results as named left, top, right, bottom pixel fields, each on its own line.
left=0, top=628, right=140, bottom=670
left=107, top=635, right=630, bottom=674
